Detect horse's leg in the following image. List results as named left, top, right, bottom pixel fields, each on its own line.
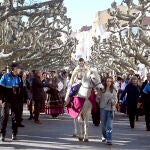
left=83, top=99, right=92, bottom=142
left=78, top=115, right=84, bottom=141
left=73, top=118, right=78, bottom=137
left=83, top=111, right=90, bottom=142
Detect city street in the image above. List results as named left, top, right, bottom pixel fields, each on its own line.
left=0, top=107, right=150, bottom=150
left=0, top=1, right=149, bottom=150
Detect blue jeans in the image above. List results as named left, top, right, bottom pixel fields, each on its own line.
left=100, top=108, right=114, bottom=142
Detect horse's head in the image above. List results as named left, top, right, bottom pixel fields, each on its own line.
left=88, top=68, right=104, bottom=90
left=77, top=68, right=103, bottom=98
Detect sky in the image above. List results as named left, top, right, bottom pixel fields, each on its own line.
left=63, top=0, right=124, bottom=31
left=0, top=0, right=139, bottom=31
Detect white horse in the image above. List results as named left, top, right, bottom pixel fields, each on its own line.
left=71, top=68, right=103, bottom=142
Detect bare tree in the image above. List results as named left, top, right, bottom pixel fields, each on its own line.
left=0, top=0, right=77, bottom=70
left=90, top=0, right=150, bottom=73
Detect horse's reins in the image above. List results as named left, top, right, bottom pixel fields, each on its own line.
left=90, top=78, right=102, bottom=89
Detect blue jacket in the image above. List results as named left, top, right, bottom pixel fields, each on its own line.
left=143, top=82, right=150, bottom=94
left=0, top=72, right=20, bottom=102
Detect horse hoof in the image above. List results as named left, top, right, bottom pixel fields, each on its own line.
left=78, top=137, right=83, bottom=141
left=84, top=139, right=89, bottom=142
left=72, top=133, right=77, bottom=137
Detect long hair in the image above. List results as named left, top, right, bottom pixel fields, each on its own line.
left=103, top=77, right=114, bottom=93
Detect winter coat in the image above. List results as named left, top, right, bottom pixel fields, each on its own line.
left=32, top=76, right=45, bottom=102
left=120, top=83, right=140, bottom=111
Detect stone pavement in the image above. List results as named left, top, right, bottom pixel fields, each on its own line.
left=0, top=107, right=150, bottom=150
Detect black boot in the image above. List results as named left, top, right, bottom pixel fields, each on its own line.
left=12, top=133, right=17, bottom=140
left=1, top=133, right=5, bottom=142
left=130, top=122, right=134, bottom=128
left=28, top=115, right=34, bottom=120
left=18, top=123, right=25, bottom=127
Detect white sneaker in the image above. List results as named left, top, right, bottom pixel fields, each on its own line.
left=101, top=137, right=106, bottom=143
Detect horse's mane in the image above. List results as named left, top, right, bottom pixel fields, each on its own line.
left=89, top=68, right=98, bottom=73
left=88, top=68, right=99, bottom=77
left=82, top=68, right=99, bottom=82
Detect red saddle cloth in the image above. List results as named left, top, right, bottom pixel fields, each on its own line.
left=66, top=89, right=96, bottom=119
left=66, top=96, right=85, bottom=119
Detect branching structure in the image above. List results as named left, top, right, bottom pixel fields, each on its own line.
left=90, top=0, right=150, bottom=73
left=0, top=0, right=77, bottom=70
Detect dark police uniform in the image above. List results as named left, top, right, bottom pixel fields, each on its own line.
left=0, top=72, right=21, bottom=141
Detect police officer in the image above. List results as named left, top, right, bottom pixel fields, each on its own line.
left=0, top=62, right=21, bottom=141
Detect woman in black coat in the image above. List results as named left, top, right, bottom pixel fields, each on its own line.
left=120, top=76, right=140, bottom=128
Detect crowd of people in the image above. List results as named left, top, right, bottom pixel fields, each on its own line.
left=0, top=63, right=68, bottom=141
left=0, top=59, right=150, bottom=145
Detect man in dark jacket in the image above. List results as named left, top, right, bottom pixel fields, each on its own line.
left=31, top=70, right=46, bottom=124
left=18, top=70, right=29, bottom=127
left=142, top=73, right=150, bottom=131
left=0, top=63, right=21, bottom=141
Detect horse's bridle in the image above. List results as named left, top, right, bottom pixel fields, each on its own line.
left=90, top=77, right=102, bottom=89
left=81, top=76, right=101, bottom=90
